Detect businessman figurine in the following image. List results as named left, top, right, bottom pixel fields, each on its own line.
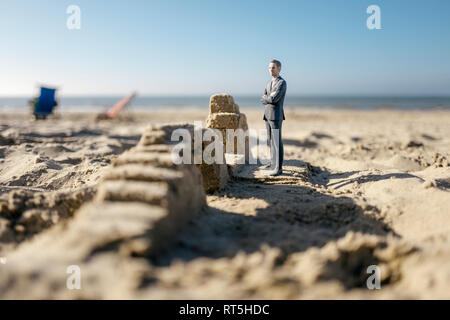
left=260, top=59, right=287, bottom=176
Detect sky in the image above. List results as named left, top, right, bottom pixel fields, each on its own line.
left=0, top=0, right=449, bottom=96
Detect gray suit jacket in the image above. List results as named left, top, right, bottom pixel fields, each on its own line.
left=261, top=75, right=287, bottom=121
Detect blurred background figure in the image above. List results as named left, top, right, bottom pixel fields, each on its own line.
left=95, top=92, right=137, bottom=121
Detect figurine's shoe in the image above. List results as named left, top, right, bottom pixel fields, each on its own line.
left=260, top=163, right=272, bottom=169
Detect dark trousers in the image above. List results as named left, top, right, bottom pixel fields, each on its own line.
left=265, top=120, right=284, bottom=171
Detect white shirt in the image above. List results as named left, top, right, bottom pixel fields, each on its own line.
left=270, top=76, right=279, bottom=91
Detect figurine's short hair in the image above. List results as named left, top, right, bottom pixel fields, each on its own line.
left=270, top=59, right=282, bottom=68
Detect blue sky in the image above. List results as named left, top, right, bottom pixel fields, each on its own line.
left=1, top=0, right=449, bottom=96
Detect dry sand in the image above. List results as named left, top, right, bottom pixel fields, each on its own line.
left=0, top=108, right=449, bottom=299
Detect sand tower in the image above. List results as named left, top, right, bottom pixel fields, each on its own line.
left=205, top=94, right=249, bottom=162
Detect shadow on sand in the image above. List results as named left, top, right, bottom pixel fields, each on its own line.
left=145, top=159, right=426, bottom=290
left=152, top=160, right=403, bottom=266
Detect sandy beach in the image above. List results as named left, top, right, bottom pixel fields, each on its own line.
left=0, top=107, right=449, bottom=299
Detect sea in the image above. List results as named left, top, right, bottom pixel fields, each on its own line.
left=1, top=95, right=450, bottom=112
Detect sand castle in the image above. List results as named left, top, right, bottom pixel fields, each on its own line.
left=89, top=123, right=207, bottom=256
left=197, top=94, right=249, bottom=192
left=194, top=94, right=251, bottom=192
left=206, top=94, right=249, bottom=157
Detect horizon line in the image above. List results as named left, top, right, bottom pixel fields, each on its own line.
left=2, top=93, right=450, bottom=98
